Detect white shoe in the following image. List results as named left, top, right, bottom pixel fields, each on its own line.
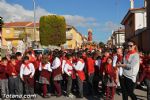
left=68, top=93, right=74, bottom=98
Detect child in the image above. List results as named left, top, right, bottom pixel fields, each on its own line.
left=73, top=53, right=85, bottom=98
left=20, top=56, right=35, bottom=96
left=39, top=55, right=52, bottom=98
left=15, top=52, right=23, bottom=95
left=7, top=56, right=20, bottom=97
left=51, top=52, right=63, bottom=97
left=104, top=57, right=117, bottom=100
left=0, top=57, right=9, bottom=99
left=64, top=54, right=75, bottom=98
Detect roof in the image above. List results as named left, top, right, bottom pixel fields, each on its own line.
left=26, top=23, right=39, bottom=27
left=4, top=22, right=39, bottom=28
left=66, top=25, right=83, bottom=38
left=121, top=7, right=146, bottom=25
left=114, top=29, right=125, bottom=33
left=4, top=22, right=32, bottom=27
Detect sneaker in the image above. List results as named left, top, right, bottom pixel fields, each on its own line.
left=68, top=93, right=74, bottom=98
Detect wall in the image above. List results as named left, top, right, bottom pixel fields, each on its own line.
left=142, top=30, right=150, bottom=52
left=147, top=0, right=150, bottom=29
left=135, top=12, right=147, bottom=33
left=124, top=13, right=135, bottom=41
left=2, top=27, right=14, bottom=38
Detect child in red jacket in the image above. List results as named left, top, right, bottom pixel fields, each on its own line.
left=7, top=55, right=21, bottom=97
left=0, top=57, right=9, bottom=99
left=104, top=57, right=117, bottom=100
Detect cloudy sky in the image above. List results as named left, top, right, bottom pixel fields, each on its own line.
left=0, top=0, right=144, bottom=42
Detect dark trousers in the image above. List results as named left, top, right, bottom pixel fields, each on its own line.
left=77, top=76, right=83, bottom=97
left=54, top=81, right=62, bottom=96
left=119, top=76, right=124, bottom=93
left=23, top=76, right=34, bottom=95
left=67, top=76, right=72, bottom=96
left=18, top=76, right=23, bottom=95
left=122, top=76, right=137, bottom=100
left=145, top=79, right=150, bottom=100
left=87, top=73, right=94, bottom=94
left=8, top=77, right=20, bottom=95
left=0, top=79, right=9, bottom=98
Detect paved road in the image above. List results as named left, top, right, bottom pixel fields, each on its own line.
left=35, top=88, right=147, bottom=100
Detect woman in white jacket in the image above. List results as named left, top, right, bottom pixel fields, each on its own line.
left=117, top=41, right=140, bottom=100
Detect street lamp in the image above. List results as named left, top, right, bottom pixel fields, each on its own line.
left=0, top=16, right=3, bottom=44
left=32, top=0, right=36, bottom=47
left=0, top=16, right=3, bottom=57
left=32, top=0, right=36, bottom=48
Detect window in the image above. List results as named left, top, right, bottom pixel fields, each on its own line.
left=6, top=29, right=10, bottom=34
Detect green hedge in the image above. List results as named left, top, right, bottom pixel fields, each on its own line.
left=40, top=15, right=66, bottom=46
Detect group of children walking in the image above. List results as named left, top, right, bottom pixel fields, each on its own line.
left=0, top=47, right=149, bottom=100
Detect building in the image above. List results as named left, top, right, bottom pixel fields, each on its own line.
left=147, top=0, right=150, bottom=30
left=121, top=7, right=150, bottom=52
left=106, top=36, right=113, bottom=48
left=63, top=25, right=83, bottom=49
left=2, top=22, right=83, bottom=50
left=2, top=22, right=39, bottom=51
left=111, top=29, right=125, bottom=48
left=106, top=28, right=125, bottom=48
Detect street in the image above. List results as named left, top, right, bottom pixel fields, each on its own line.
left=34, top=88, right=147, bottom=100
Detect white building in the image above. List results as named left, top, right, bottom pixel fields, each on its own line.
left=111, top=29, right=125, bottom=48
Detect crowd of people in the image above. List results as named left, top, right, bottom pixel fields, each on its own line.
left=0, top=41, right=150, bottom=100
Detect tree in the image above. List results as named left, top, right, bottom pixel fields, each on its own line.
left=40, top=15, right=66, bottom=46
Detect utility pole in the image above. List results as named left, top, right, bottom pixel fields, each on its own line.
left=0, top=16, right=3, bottom=57
left=32, top=0, right=36, bottom=48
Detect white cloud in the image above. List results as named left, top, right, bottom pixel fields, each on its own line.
left=0, top=0, right=98, bottom=28
left=101, top=21, right=121, bottom=32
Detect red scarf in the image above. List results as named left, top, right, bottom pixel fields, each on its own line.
left=117, top=54, right=123, bottom=62
left=66, top=60, right=73, bottom=67
left=24, top=62, right=30, bottom=70
left=41, top=63, right=46, bottom=68
left=125, top=50, right=136, bottom=60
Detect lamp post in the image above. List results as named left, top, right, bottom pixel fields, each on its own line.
left=32, top=0, right=36, bottom=44
left=0, top=16, right=3, bottom=57
left=32, top=0, right=36, bottom=48
left=0, top=16, right=3, bottom=46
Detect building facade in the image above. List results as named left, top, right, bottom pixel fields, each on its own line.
left=111, top=29, right=125, bottom=48
left=121, top=7, right=150, bottom=52
left=2, top=22, right=83, bottom=50
left=2, top=22, right=39, bottom=52
left=63, top=25, right=83, bottom=49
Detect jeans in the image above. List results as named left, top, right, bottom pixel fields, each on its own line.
left=66, top=76, right=72, bottom=96
left=77, top=76, right=83, bottom=97
left=122, top=76, right=137, bottom=100
left=87, top=73, right=94, bottom=94
left=0, top=79, right=9, bottom=98
left=8, top=77, right=20, bottom=95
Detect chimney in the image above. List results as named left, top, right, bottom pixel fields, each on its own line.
left=130, top=0, right=134, bottom=9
